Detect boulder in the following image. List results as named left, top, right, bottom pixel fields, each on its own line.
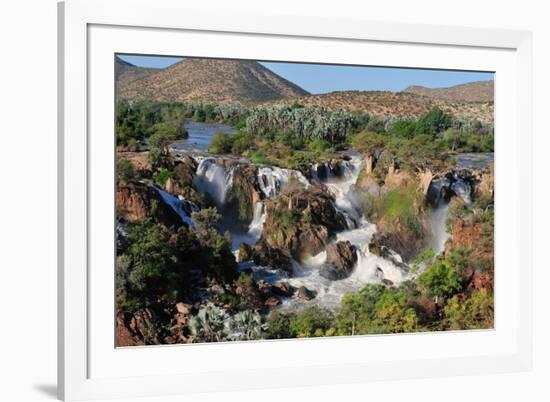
left=320, top=241, right=358, bottom=280
left=264, top=296, right=281, bottom=308
left=296, top=286, right=316, bottom=301
left=252, top=239, right=293, bottom=273
left=271, top=281, right=296, bottom=297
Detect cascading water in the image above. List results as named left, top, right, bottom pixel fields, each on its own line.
left=247, top=201, right=266, bottom=239
left=316, top=156, right=364, bottom=228
left=256, top=166, right=309, bottom=198
left=451, top=174, right=472, bottom=205
left=193, top=158, right=234, bottom=206
left=151, top=186, right=198, bottom=227
left=245, top=154, right=412, bottom=310
left=428, top=202, right=450, bottom=254
left=426, top=173, right=473, bottom=253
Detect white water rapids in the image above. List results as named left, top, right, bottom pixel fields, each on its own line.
left=239, top=154, right=413, bottom=309
left=166, top=153, right=460, bottom=310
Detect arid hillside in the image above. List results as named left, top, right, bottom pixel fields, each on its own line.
left=116, top=58, right=309, bottom=104
left=403, top=80, right=494, bottom=103
left=267, top=90, right=493, bottom=124
left=115, top=56, right=158, bottom=83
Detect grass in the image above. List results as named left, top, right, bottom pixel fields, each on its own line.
left=366, top=184, right=424, bottom=237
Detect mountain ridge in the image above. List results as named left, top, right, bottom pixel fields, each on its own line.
left=116, top=58, right=309, bottom=104
left=403, top=80, right=494, bottom=103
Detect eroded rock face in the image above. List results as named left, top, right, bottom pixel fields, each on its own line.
left=116, top=311, right=144, bottom=347
left=116, top=309, right=160, bottom=346
left=381, top=165, right=414, bottom=194
left=116, top=183, right=184, bottom=228
left=116, top=185, right=148, bottom=222
left=356, top=173, right=381, bottom=197
left=320, top=241, right=358, bottom=280
left=368, top=218, right=427, bottom=263
left=262, top=186, right=347, bottom=260
left=417, top=169, right=434, bottom=195
left=446, top=218, right=494, bottom=288
left=473, top=164, right=494, bottom=199
left=173, top=155, right=196, bottom=188
left=225, top=164, right=262, bottom=225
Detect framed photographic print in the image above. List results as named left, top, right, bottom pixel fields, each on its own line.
left=58, top=0, right=533, bottom=400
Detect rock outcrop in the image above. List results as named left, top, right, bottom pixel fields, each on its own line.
left=262, top=186, right=347, bottom=260
left=381, top=165, right=414, bottom=194
left=226, top=164, right=262, bottom=225
left=472, top=164, right=494, bottom=199
left=320, top=241, right=358, bottom=280
left=252, top=239, right=293, bottom=273
left=116, top=183, right=184, bottom=227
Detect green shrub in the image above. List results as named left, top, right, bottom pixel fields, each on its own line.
left=444, top=288, right=494, bottom=330
left=392, top=120, right=417, bottom=138
left=117, top=158, right=137, bottom=183
left=415, top=108, right=452, bottom=138
left=417, top=262, right=463, bottom=303
left=208, top=131, right=234, bottom=154
left=153, top=169, right=172, bottom=186
left=336, top=284, right=387, bottom=335
left=231, top=130, right=256, bottom=154
left=251, top=151, right=273, bottom=165
left=367, top=185, right=424, bottom=238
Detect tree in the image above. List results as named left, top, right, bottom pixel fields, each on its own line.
left=117, top=158, right=137, bottom=183
left=392, top=119, right=417, bottom=139
left=372, top=290, right=418, bottom=333
left=350, top=130, right=388, bottom=156
left=208, top=131, right=234, bottom=154
left=415, top=108, right=453, bottom=138
left=444, top=288, right=494, bottom=330
left=442, top=128, right=464, bottom=152
left=417, top=262, right=463, bottom=303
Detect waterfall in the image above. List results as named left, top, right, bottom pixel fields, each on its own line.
left=426, top=172, right=473, bottom=253
left=316, top=155, right=364, bottom=228
left=428, top=202, right=450, bottom=254
left=282, top=229, right=411, bottom=310
left=193, top=158, right=234, bottom=206
left=247, top=201, right=266, bottom=239
left=256, top=165, right=309, bottom=198
left=254, top=154, right=412, bottom=310
left=451, top=174, right=472, bottom=205
left=151, top=186, right=198, bottom=227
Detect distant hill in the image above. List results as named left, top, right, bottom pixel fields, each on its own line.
left=403, top=80, right=494, bottom=103
left=267, top=90, right=493, bottom=124
left=115, top=56, right=158, bottom=83
left=116, top=58, right=309, bottom=104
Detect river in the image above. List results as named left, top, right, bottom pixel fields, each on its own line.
left=172, top=121, right=235, bottom=153
left=166, top=124, right=490, bottom=310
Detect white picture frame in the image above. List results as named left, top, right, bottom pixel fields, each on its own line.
left=58, top=0, right=533, bottom=400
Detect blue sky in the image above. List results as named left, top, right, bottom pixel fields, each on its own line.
left=118, top=54, right=494, bottom=94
